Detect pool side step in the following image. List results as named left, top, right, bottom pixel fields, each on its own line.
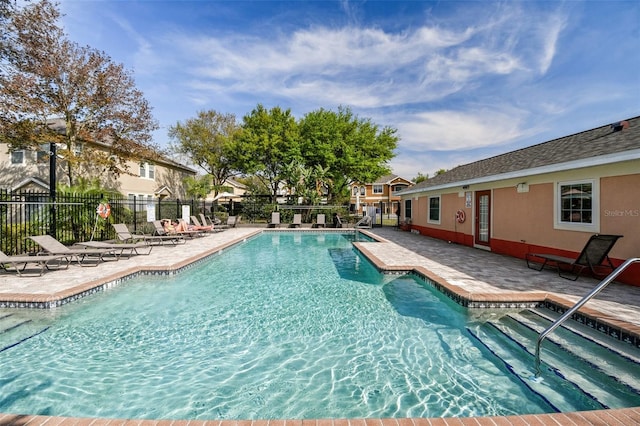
left=0, top=314, right=50, bottom=353
left=503, top=310, right=640, bottom=396
left=482, top=312, right=640, bottom=409
left=527, top=307, right=640, bottom=364
left=466, top=323, right=604, bottom=413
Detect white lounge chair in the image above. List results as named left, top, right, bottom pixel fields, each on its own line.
left=355, top=215, right=372, bottom=229
left=289, top=214, right=302, bottom=228
left=268, top=212, right=281, bottom=228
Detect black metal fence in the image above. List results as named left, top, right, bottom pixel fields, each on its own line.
left=0, top=189, right=272, bottom=256
left=0, top=189, right=395, bottom=256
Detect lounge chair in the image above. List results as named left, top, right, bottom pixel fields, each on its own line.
left=29, top=235, right=118, bottom=267
left=526, top=234, right=623, bottom=280
left=190, top=216, right=216, bottom=233
left=0, top=250, right=70, bottom=277
left=314, top=214, right=326, bottom=228
left=267, top=212, right=280, bottom=228
left=112, top=223, right=184, bottom=246
left=355, top=215, right=372, bottom=229
left=289, top=214, right=302, bottom=228
left=153, top=220, right=202, bottom=239
left=199, top=213, right=219, bottom=229
left=75, top=240, right=152, bottom=257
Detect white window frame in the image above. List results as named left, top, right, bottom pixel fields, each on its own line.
left=73, top=142, right=83, bottom=156
left=139, top=162, right=156, bottom=180
left=428, top=195, right=441, bottom=224
left=554, top=179, right=599, bottom=233
left=10, top=150, right=25, bottom=165
left=373, top=184, right=383, bottom=194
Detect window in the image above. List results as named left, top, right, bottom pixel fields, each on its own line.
left=373, top=184, right=383, bottom=194
left=556, top=180, right=598, bottom=231
left=404, top=199, right=412, bottom=219
left=352, top=186, right=359, bottom=196
left=10, top=150, right=25, bottom=165
left=37, top=145, right=49, bottom=163
left=73, top=143, right=83, bottom=156
left=360, top=187, right=365, bottom=196
left=139, top=162, right=156, bottom=180
left=428, top=196, right=441, bottom=223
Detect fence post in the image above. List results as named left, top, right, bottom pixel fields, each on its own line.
left=48, top=142, right=57, bottom=237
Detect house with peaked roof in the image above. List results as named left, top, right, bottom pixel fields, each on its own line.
left=0, top=138, right=196, bottom=200
left=397, top=116, right=640, bottom=286
left=350, top=174, right=413, bottom=216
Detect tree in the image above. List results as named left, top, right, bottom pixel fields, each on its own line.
left=0, top=0, right=159, bottom=187
left=236, top=104, right=301, bottom=203
left=183, top=175, right=213, bottom=200
left=168, top=110, right=241, bottom=196
left=413, top=172, right=429, bottom=183
left=299, top=106, right=398, bottom=203
left=435, top=168, right=447, bottom=176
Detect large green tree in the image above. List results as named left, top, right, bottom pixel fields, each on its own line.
left=168, top=109, right=241, bottom=196
left=0, top=0, right=159, bottom=186
left=299, top=106, right=398, bottom=203
left=237, top=104, right=301, bottom=203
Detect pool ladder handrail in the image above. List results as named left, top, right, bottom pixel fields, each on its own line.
left=534, top=257, right=640, bottom=377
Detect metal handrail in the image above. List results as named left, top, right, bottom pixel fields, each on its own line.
left=534, top=257, right=640, bottom=377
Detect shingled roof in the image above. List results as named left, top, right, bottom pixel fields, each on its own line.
left=402, top=115, right=640, bottom=194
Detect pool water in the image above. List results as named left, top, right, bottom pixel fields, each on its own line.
left=0, top=232, right=628, bottom=420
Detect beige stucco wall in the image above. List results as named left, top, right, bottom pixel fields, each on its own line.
left=0, top=142, right=194, bottom=199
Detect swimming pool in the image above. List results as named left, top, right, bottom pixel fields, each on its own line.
left=0, top=232, right=638, bottom=420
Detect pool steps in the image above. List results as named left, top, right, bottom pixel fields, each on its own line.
left=494, top=313, right=640, bottom=405
left=467, top=308, right=640, bottom=413
left=0, top=313, right=50, bottom=353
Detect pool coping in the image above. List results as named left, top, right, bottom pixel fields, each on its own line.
left=1, top=228, right=639, bottom=425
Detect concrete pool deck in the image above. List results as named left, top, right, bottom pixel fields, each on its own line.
left=1, top=226, right=639, bottom=425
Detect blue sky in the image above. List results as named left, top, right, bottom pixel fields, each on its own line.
left=58, top=0, right=639, bottom=180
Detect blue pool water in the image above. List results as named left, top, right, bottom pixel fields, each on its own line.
left=0, top=232, right=636, bottom=420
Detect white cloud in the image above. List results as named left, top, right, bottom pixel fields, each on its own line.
left=534, top=15, right=567, bottom=75
left=172, top=12, right=550, bottom=110
left=396, top=110, right=526, bottom=151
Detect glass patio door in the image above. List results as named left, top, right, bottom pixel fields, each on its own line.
left=474, top=190, right=491, bottom=247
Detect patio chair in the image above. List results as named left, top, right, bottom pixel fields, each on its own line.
left=29, top=235, right=118, bottom=267
left=355, top=215, right=372, bottom=229
left=112, top=223, right=184, bottom=246
left=267, top=212, right=281, bottom=228
left=75, top=240, right=153, bottom=257
left=289, top=214, right=302, bottom=228
left=190, top=216, right=216, bottom=233
left=526, top=234, right=623, bottom=280
left=314, top=214, right=326, bottom=228
left=0, top=249, right=70, bottom=277
left=199, top=213, right=217, bottom=228
left=153, top=220, right=202, bottom=239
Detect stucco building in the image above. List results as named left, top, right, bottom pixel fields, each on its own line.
left=398, top=116, right=639, bottom=285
